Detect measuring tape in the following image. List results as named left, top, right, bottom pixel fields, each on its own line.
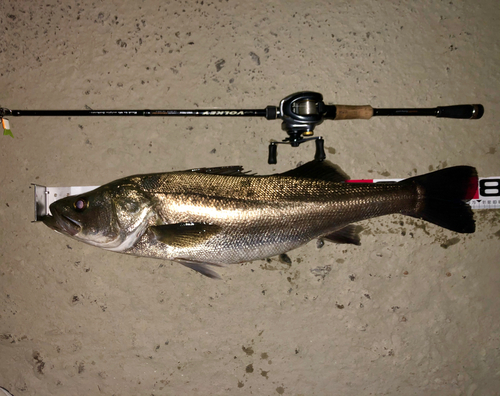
left=348, top=177, right=500, bottom=210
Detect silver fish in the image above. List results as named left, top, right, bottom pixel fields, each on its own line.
left=42, top=161, right=477, bottom=279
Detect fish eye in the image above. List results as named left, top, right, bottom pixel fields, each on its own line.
left=74, top=198, right=88, bottom=212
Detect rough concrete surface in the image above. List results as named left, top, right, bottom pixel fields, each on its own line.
left=1, top=1, right=499, bottom=395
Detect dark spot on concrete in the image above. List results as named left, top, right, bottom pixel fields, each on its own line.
left=33, top=351, right=45, bottom=374
left=440, top=237, right=460, bottom=249
left=71, top=295, right=79, bottom=304
left=326, top=146, right=336, bottom=154
left=349, top=274, right=355, bottom=281
left=66, top=245, right=72, bottom=249
left=276, top=386, right=285, bottom=394
left=116, top=39, right=127, bottom=48
left=260, top=352, right=268, bottom=359
left=249, top=52, right=260, bottom=65
left=0, top=333, right=13, bottom=341
left=260, top=369, right=269, bottom=379
left=210, top=148, right=216, bottom=154
left=242, top=345, right=254, bottom=356
left=364, top=294, right=371, bottom=299
left=246, top=363, right=254, bottom=373
left=336, top=303, right=344, bottom=309
left=238, top=381, right=244, bottom=388
left=215, top=59, right=225, bottom=72
left=77, top=361, right=85, bottom=374
left=311, top=265, right=332, bottom=279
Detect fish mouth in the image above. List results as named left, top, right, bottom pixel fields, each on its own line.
left=42, top=209, right=81, bottom=237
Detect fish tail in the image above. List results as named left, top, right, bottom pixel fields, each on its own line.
left=401, top=166, right=477, bottom=233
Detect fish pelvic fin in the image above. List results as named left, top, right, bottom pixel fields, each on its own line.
left=175, top=258, right=224, bottom=280
left=150, top=223, right=222, bottom=248
left=401, top=166, right=477, bottom=233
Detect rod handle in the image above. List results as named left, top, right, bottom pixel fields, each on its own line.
left=332, top=105, right=374, bottom=120
left=436, top=104, right=484, bottom=119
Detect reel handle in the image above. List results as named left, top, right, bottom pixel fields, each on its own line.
left=267, top=137, right=325, bottom=165
left=268, top=143, right=278, bottom=165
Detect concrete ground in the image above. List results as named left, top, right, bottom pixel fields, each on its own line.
left=1, top=1, right=499, bottom=395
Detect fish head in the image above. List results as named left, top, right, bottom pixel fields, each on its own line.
left=43, top=182, right=154, bottom=251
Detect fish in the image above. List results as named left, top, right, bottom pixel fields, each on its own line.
left=42, top=160, right=477, bottom=279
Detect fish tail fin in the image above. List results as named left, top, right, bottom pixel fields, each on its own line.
left=401, top=166, right=477, bottom=233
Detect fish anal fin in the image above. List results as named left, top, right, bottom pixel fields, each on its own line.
left=150, top=223, right=221, bottom=248
left=322, top=225, right=362, bottom=246
left=175, top=258, right=224, bottom=280
left=280, top=160, right=350, bottom=182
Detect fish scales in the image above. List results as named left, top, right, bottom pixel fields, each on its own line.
left=124, top=172, right=417, bottom=264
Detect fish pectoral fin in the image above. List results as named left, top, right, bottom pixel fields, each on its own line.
left=322, top=225, right=362, bottom=246
left=175, top=258, right=225, bottom=280
left=150, top=223, right=222, bottom=248
left=280, top=160, right=350, bottom=182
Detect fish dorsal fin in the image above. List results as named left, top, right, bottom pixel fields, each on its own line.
left=280, top=160, right=350, bottom=182
left=187, top=166, right=251, bottom=176
left=175, top=258, right=225, bottom=280
left=150, top=223, right=222, bottom=248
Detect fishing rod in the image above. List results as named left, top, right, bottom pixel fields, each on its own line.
left=1, top=91, right=484, bottom=164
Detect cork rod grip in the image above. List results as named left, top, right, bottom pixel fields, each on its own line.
left=334, top=105, right=374, bottom=120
